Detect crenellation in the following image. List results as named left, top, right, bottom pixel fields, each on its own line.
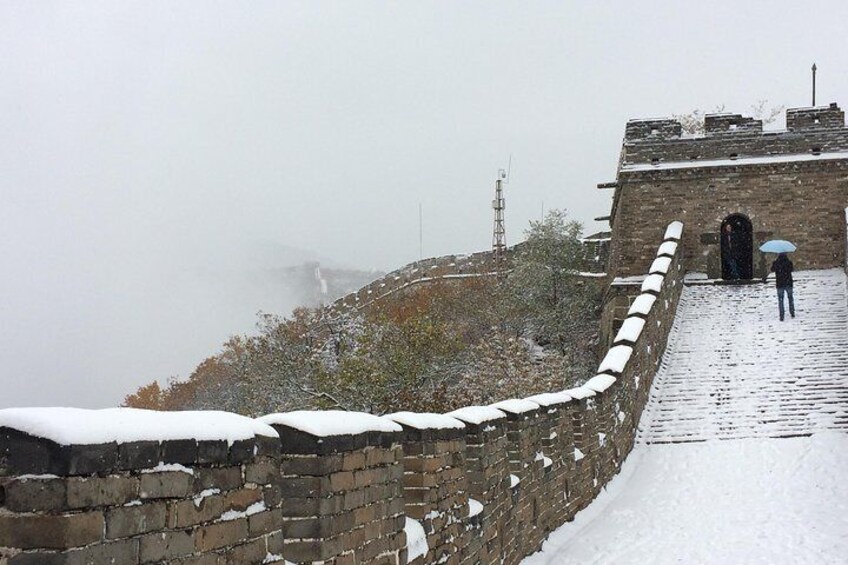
left=621, top=104, right=848, bottom=168
left=704, top=113, right=763, bottom=135
left=787, top=103, right=845, bottom=130
left=0, top=226, right=685, bottom=564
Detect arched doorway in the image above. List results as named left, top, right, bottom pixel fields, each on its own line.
left=720, top=214, right=753, bottom=280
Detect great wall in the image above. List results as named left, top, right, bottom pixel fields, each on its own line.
left=2, top=102, right=848, bottom=564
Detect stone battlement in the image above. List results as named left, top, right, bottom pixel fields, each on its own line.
left=622, top=103, right=848, bottom=166
left=0, top=225, right=684, bottom=565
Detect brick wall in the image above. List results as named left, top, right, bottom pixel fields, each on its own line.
left=608, top=104, right=848, bottom=279
left=609, top=160, right=848, bottom=278
left=1, top=227, right=684, bottom=565
left=622, top=104, right=848, bottom=164
left=327, top=238, right=607, bottom=317
left=0, top=425, right=284, bottom=564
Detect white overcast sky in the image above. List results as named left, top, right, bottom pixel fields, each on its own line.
left=2, top=1, right=847, bottom=409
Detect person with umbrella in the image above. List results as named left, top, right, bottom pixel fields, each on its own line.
left=761, top=240, right=796, bottom=321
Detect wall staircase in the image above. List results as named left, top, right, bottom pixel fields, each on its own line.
left=639, top=269, right=848, bottom=444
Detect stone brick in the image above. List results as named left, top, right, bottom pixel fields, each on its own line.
left=66, top=475, right=138, bottom=509
left=279, top=454, right=343, bottom=476
left=167, top=495, right=227, bottom=529
left=161, top=439, right=198, bottom=465
left=280, top=537, right=342, bottom=562
left=228, top=439, right=254, bottom=464
left=62, top=539, right=139, bottom=565
left=280, top=495, right=343, bottom=517
left=3, top=476, right=67, bottom=512
left=139, top=471, right=194, bottom=499
left=194, top=466, right=243, bottom=491
left=8, top=551, right=64, bottom=565
left=172, top=554, right=225, bottom=565
left=341, top=451, right=366, bottom=471
left=224, top=537, right=266, bottom=565
left=0, top=512, right=104, bottom=550
left=247, top=508, right=282, bottom=536
left=117, top=441, right=160, bottom=471
left=139, top=529, right=194, bottom=562
left=193, top=518, right=249, bottom=552
left=196, top=440, right=229, bottom=465
left=244, top=459, right=278, bottom=485
left=106, top=501, right=167, bottom=538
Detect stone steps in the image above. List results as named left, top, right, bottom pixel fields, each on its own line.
left=639, top=269, right=848, bottom=445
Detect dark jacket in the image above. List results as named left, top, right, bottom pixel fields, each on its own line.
left=721, top=230, right=737, bottom=255
left=771, top=255, right=794, bottom=287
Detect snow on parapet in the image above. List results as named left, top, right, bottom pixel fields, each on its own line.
left=657, top=241, right=679, bottom=257
left=0, top=407, right=277, bottom=446
left=259, top=410, right=401, bottom=437
left=384, top=412, right=465, bottom=430
left=490, top=399, right=540, bottom=415
left=650, top=256, right=672, bottom=275
left=585, top=374, right=617, bottom=393
left=615, top=317, right=646, bottom=344
left=641, top=274, right=664, bottom=294
left=598, top=345, right=633, bottom=375
left=565, top=386, right=596, bottom=400
left=525, top=391, right=573, bottom=407
left=628, top=294, right=657, bottom=317
left=622, top=151, right=848, bottom=173
left=664, top=221, right=683, bottom=240
left=446, top=406, right=507, bottom=425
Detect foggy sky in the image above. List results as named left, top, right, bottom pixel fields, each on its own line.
left=2, top=1, right=846, bottom=409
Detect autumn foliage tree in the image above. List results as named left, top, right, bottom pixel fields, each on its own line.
left=124, top=208, right=600, bottom=416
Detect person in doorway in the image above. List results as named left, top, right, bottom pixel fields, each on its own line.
left=763, top=252, right=795, bottom=321
left=721, top=223, right=741, bottom=279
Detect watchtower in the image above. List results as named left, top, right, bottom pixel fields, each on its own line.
left=597, top=103, right=848, bottom=345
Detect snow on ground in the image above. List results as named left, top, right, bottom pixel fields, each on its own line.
left=524, top=433, right=848, bottom=565
left=524, top=270, right=848, bottom=564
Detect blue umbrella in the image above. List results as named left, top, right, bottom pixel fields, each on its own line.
left=759, top=239, right=797, bottom=253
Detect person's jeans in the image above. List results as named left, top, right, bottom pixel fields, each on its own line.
left=777, top=286, right=795, bottom=320
left=724, top=256, right=740, bottom=279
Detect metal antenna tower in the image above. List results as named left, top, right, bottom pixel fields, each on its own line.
left=492, top=168, right=507, bottom=273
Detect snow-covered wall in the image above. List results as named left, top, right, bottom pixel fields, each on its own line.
left=327, top=238, right=608, bottom=316
left=0, top=226, right=683, bottom=565
left=327, top=248, right=507, bottom=315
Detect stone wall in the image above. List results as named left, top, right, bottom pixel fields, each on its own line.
left=609, top=160, right=848, bottom=278
left=0, top=418, right=285, bottom=564
left=327, top=238, right=608, bottom=316
left=327, top=250, right=503, bottom=315
left=607, top=104, right=848, bottom=279
left=1, top=225, right=683, bottom=565
left=622, top=104, right=848, bottom=164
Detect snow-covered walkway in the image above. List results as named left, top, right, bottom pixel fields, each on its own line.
left=524, top=269, right=848, bottom=564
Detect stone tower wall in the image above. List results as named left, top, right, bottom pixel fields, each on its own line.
left=608, top=104, right=848, bottom=278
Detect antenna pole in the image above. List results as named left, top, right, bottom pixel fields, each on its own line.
left=419, top=203, right=423, bottom=260
left=492, top=171, right=507, bottom=276
left=812, top=63, right=817, bottom=106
